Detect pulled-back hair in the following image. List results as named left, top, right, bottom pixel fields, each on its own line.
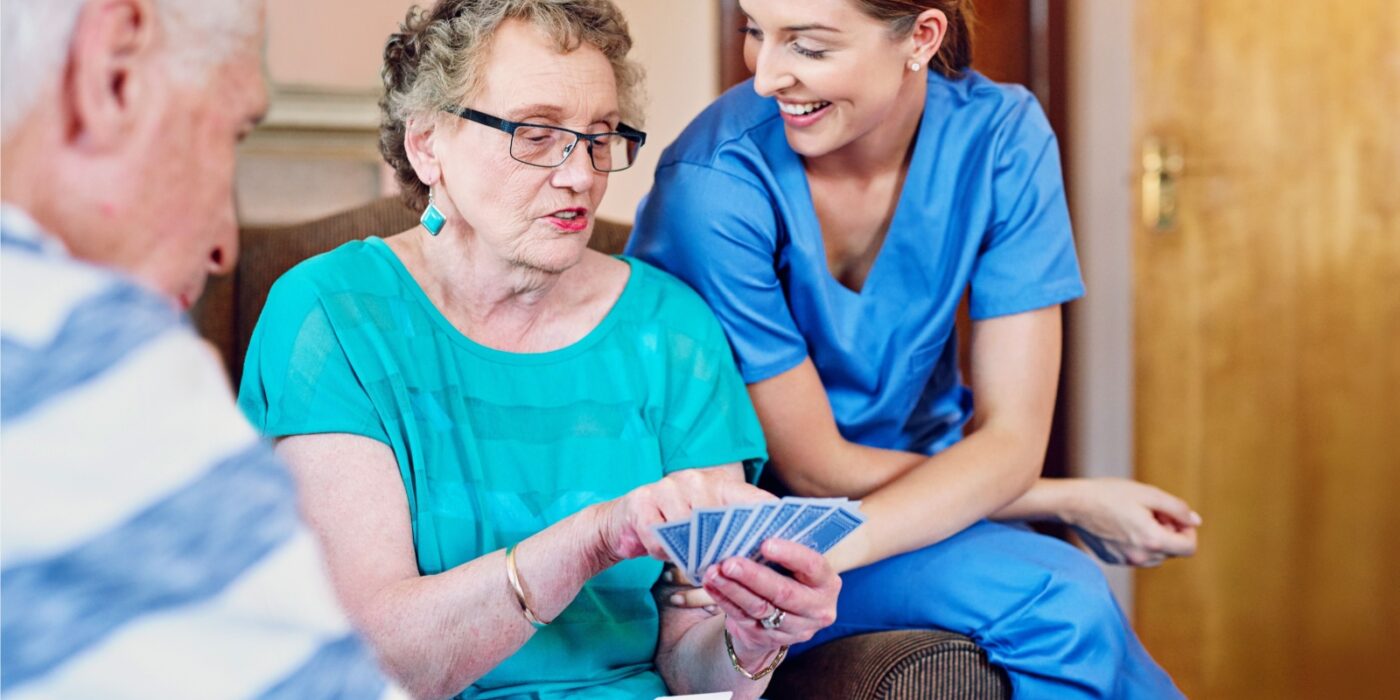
left=850, top=0, right=975, bottom=79
left=380, top=0, right=644, bottom=210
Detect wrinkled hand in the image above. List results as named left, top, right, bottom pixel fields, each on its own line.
left=702, top=539, right=840, bottom=660
left=596, top=468, right=774, bottom=565
left=1066, top=478, right=1201, bottom=567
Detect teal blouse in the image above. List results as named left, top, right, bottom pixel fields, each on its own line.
left=238, top=238, right=767, bottom=699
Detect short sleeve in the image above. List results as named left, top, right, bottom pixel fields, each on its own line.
left=969, top=94, right=1085, bottom=320
left=628, top=162, right=808, bottom=384
left=654, top=300, right=768, bottom=484
left=237, top=273, right=389, bottom=444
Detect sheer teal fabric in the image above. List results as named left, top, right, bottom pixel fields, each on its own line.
left=239, top=238, right=767, bottom=699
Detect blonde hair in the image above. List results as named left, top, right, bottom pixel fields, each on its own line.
left=380, top=0, right=644, bottom=209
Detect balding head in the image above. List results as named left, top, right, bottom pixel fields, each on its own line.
left=1, top=0, right=267, bottom=309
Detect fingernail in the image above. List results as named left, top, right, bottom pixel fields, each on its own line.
left=669, top=594, right=684, bottom=606
left=1190, top=511, right=1204, bottom=526
left=704, top=605, right=717, bottom=614
left=663, top=570, right=674, bottom=582
left=724, top=560, right=742, bottom=576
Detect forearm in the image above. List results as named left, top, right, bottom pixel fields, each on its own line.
left=657, top=614, right=775, bottom=700
left=990, top=477, right=1084, bottom=523
left=354, top=506, right=614, bottom=699
left=773, top=439, right=924, bottom=499
left=826, top=427, right=1042, bottom=572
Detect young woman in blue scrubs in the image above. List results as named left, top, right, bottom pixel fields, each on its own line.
left=628, top=0, right=1200, bottom=696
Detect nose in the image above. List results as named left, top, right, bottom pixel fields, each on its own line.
left=549, top=137, right=596, bottom=193
left=751, top=45, right=796, bottom=97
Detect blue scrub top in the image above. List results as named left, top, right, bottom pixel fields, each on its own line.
left=627, top=70, right=1084, bottom=457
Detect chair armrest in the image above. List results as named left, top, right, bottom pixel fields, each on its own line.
left=765, top=630, right=1009, bottom=700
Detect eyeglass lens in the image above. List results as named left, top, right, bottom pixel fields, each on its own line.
left=509, top=125, right=639, bottom=172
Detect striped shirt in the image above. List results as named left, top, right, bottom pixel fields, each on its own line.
left=0, top=207, right=404, bottom=700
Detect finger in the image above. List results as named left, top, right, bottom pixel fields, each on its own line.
left=1144, top=487, right=1202, bottom=528
left=715, top=555, right=827, bottom=623
left=713, top=590, right=809, bottom=647
left=704, top=567, right=774, bottom=620
left=759, top=538, right=837, bottom=589
left=665, top=586, right=716, bottom=609
left=1151, top=522, right=1197, bottom=557
left=707, top=587, right=760, bottom=628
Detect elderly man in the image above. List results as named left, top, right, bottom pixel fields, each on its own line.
left=0, top=0, right=399, bottom=697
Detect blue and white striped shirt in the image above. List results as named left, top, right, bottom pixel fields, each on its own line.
left=0, top=207, right=404, bottom=700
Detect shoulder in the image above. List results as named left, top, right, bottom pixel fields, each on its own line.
left=928, top=70, right=1055, bottom=147
left=262, top=238, right=397, bottom=317
left=654, top=80, right=781, bottom=182
left=621, top=258, right=727, bottom=337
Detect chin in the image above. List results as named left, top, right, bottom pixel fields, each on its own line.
left=784, top=129, right=843, bottom=159
left=512, top=234, right=590, bottom=275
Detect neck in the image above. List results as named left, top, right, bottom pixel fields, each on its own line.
left=404, top=225, right=582, bottom=341
left=806, top=71, right=927, bottom=181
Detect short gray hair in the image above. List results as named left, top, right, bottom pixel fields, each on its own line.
left=380, top=0, right=645, bottom=210
left=1, top=0, right=262, bottom=137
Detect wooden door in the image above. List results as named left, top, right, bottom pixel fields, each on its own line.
left=1133, top=2, right=1400, bottom=697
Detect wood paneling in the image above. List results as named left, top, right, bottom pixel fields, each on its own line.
left=1134, top=1, right=1400, bottom=697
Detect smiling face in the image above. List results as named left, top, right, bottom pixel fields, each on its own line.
left=740, top=0, right=927, bottom=160
left=430, top=19, right=618, bottom=275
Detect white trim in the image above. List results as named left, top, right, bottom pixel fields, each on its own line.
left=1066, top=0, right=1137, bottom=611
left=261, top=85, right=382, bottom=133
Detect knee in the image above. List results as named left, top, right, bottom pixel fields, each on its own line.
left=1033, top=546, right=1127, bottom=640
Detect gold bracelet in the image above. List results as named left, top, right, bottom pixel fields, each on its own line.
left=724, top=628, right=788, bottom=681
left=505, top=543, right=550, bottom=629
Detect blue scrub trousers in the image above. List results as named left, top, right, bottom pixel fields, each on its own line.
left=792, top=520, right=1184, bottom=698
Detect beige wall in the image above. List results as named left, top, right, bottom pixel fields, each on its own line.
left=245, top=0, right=720, bottom=225
left=267, top=0, right=416, bottom=90
left=599, top=0, right=719, bottom=222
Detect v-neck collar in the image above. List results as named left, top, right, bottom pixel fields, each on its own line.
left=772, top=100, right=936, bottom=299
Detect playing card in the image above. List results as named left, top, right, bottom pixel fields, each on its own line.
left=718, top=501, right=779, bottom=561
left=652, top=521, right=693, bottom=573
left=700, top=504, right=758, bottom=572
left=791, top=503, right=867, bottom=554
left=735, top=500, right=804, bottom=559
left=770, top=501, right=837, bottom=544
left=689, top=508, right=728, bottom=580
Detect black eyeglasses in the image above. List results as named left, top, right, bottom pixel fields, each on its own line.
left=445, top=106, right=647, bottom=173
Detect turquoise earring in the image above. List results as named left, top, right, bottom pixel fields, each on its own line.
left=420, top=188, right=445, bottom=236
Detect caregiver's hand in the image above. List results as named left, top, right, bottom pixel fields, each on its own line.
left=1066, top=478, right=1201, bottom=567
left=595, top=467, right=775, bottom=564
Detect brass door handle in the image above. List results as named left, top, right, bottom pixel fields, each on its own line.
left=1142, top=138, right=1184, bottom=232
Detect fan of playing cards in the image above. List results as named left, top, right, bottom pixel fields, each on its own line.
left=651, top=497, right=866, bottom=584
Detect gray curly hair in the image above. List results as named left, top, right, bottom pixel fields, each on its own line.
left=380, top=0, right=645, bottom=210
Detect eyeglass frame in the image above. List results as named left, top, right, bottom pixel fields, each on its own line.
left=443, top=106, right=648, bottom=173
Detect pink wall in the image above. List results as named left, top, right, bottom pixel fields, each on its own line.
left=268, top=0, right=418, bottom=89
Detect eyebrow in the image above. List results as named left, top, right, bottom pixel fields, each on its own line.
left=784, top=23, right=840, bottom=33
left=741, top=11, right=841, bottom=34
left=506, top=103, right=621, bottom=125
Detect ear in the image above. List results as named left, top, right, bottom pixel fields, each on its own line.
left=907, top=9, right=948, bottom=69
left=66, top=0, right=156, bottom=150
left=403, top=115, right=444, bottom=189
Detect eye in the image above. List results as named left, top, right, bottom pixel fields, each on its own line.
left=792, top=42, right=827, bottom=59
left=740, top=25, right=762, bottom=41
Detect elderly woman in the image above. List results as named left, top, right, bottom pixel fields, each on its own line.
left=236, top=1, right=839, bottom=698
